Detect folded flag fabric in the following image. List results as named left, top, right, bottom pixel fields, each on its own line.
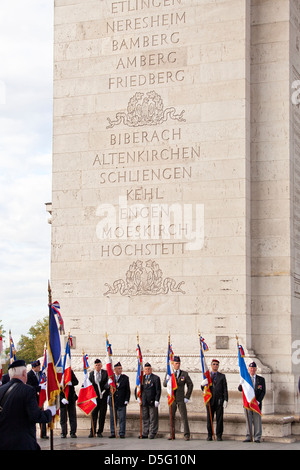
left=166, top=343, right=177, bottom=406
left=200, top=336, right=212, bottom=405
left=136, top=344, right=143, bottom=405
left=106, top=336, right=116, bottom=394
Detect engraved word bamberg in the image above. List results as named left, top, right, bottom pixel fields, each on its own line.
left=104, top=260, right=185, bottom=296
left=106, top=90, right=186, bottom=128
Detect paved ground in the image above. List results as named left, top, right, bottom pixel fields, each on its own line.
left=39, top=430, right=300, bottom=453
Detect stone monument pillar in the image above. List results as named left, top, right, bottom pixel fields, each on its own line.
left=50, top=0, right=300, bottom=414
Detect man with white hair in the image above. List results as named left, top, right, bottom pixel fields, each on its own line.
left=0, top=360, right=56, bottom=450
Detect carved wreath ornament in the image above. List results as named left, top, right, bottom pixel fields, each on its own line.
left=104, top=260, right=185, bottom=296
left=106, top=91, right=186, bottom=129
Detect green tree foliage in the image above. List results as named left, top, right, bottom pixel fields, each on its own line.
left=17, top=317, right=49, bottom=365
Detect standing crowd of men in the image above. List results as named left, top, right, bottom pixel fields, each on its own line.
left=0, top=355, right=266, bottom=449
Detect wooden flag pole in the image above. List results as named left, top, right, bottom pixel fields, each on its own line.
left=48, top=281, right=54, bottom=451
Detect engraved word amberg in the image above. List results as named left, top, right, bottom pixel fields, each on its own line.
left=104, top=260, right=185, bottom=296
left=106, top=90, right=186, bottom=128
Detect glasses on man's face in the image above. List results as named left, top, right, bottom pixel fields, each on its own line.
left=212, top=363, right=219, bottom=366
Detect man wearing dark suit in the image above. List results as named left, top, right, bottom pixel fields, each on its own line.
left=163, top=355, right=193, bottom=440
left=0, top=360, right=55, bottom=450
left=238, top=361, right=266, bottom=443
left=27, top=359, right=48, bottom=439
left=202, top=359, right=228, bottom=441
left=138, top=362, right=161, bottom=439
left=60, top=369, right=79, bottom=438
left=89, top=358, right=109, bottom=437
left=108, top=362, right=130, bottom=438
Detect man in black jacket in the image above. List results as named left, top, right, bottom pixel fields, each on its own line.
left=27, top=359, right=48, bottom=439
left=108, top=362, right=130, bottom=438
left=138, top=362, right=161, bottom=439
left=60, top=369, right=79, bottom=438
left=89, top=359, right=109, bottom=437
left=202, top=359, right=228, bottom=441
left=0, top=360, right=55, bottom=450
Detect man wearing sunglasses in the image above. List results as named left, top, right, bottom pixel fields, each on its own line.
left=202, top=359, right=228, bottom=441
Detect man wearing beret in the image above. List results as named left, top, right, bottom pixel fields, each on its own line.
left=163, top=356, right=193, bottom=440
left=108, top=362, right=130, bottom=438
left=0, top=360, right=56, bottom=450
left=238, top=361, right=266, bottom=443
left=202, top=359, right=228, bottom=441
left=137, top=362, right=161, bottom=439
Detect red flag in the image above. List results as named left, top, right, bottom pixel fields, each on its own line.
left=77, top=354, right=97, bottom=415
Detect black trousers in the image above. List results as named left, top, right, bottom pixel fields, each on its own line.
left=206, top=402, right=224, bottom=438
left=60, top=402, right=77, bottom=436
left=91, top=397, right=107, bottom=434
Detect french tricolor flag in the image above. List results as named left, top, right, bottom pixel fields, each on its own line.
left=62, top=337, right=72, bottom=400
left=77, top=354, right=97, bottom=415
left=238, top=345, right=262, bottom=415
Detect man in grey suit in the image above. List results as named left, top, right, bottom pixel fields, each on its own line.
left=137, top=362, right=161, bottom=439
left=163, top=356, right=193, bottom=440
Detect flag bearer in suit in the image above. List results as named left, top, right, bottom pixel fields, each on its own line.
left=202, top=359, right=228, bottom=441
left=163, top=355, right=193, bottom=440
left=89, top=359, right=109, bottom=437
left=59, top=368, right=79, bottom=438
left=27, top=359, right=48, bottom=439
left=108, top=361, right=131, bottom=438
left=138, top=362, right=161, bottom=439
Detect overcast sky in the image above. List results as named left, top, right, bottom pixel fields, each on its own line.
left=0, top=0, right=54, bottom=349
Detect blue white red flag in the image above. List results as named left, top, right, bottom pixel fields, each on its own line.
left=39, top=345, right=47, bottom=408
left=136, top=344, right=143, bottom=405
left=200, top=336, right=212, bottom=405
left=105, top=336, right=116, bottom=394
left=50, top=301, right=65, bottom=334
left=238, top=344, right=262, bottom=415
left=62, top=336, right=72, bottom=400
left=47, top=302, right=63, bottom=416
left=77, top=353, right=97, bottom=415
left=166, top=343, right=177, bottom=406
left=9, top=331, right=16, bottom=364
